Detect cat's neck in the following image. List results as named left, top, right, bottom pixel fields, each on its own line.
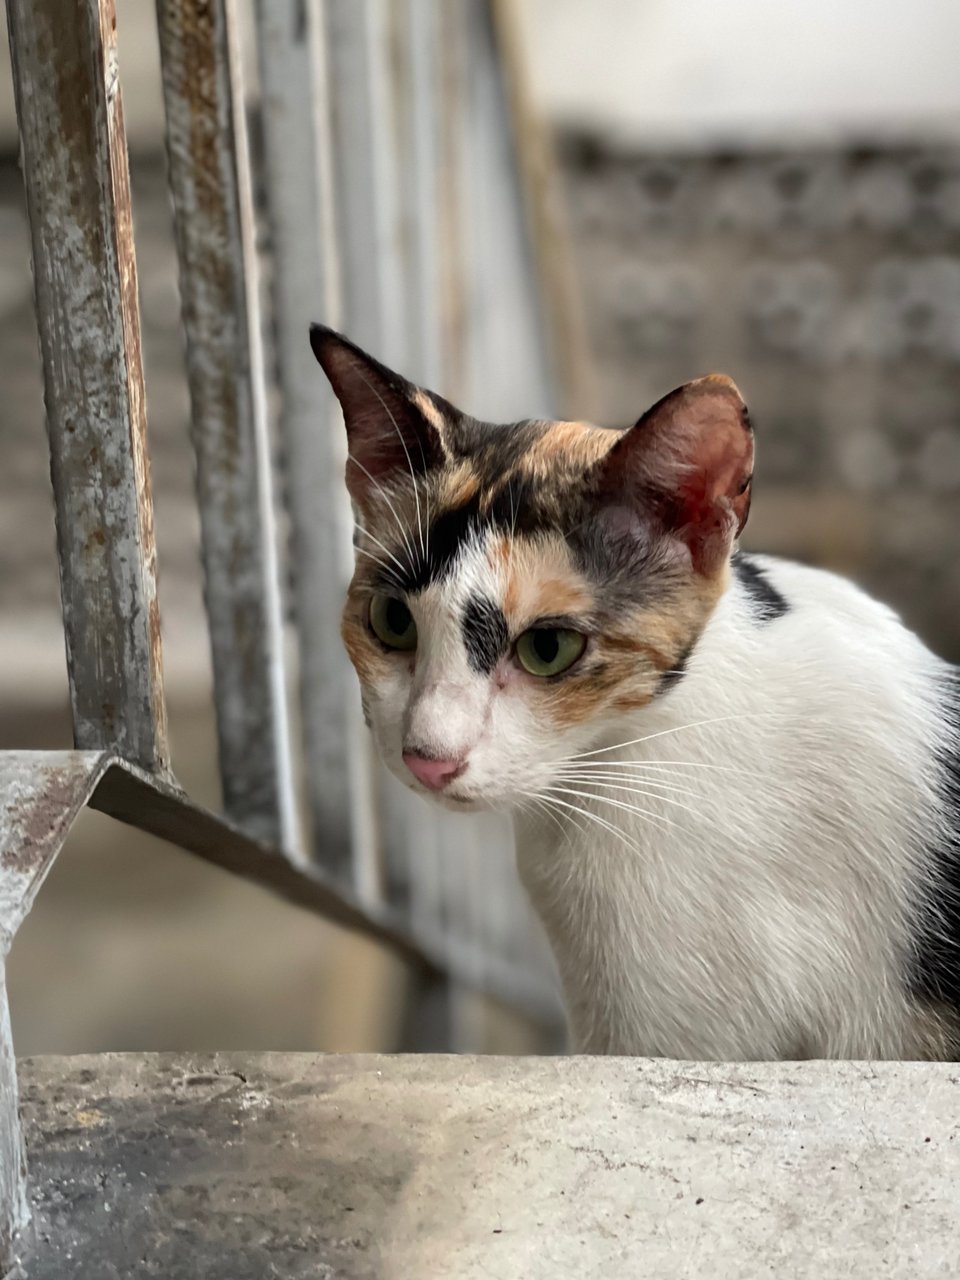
left=511, top=591, right=770, bottom=1054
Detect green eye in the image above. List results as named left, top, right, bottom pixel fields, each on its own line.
left=515, top=627, right=586, bottom=677
left=369, top=594, right=417, bottom=651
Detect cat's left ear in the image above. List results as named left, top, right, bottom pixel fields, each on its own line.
left=596, top=374, right=753, bottom=576
left=309, top=324, right=447, bottom=508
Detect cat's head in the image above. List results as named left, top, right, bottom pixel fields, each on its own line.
left=311, top=325, right=752, bottom=813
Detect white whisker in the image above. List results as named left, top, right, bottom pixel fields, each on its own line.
left=526, top=791, right=639, bottom=855
left=352, top=521, right=410, bottom=577
left=554, top=769, right=700, bottom=798
left=353, top=546, right=402, bottom=581
left=352, top=368, right=427, bottom=563
left=551, top=776, right=702, bottom=819
left=557, top=758, right=748, bottom=776
left=347, top=451, right=418, bottom=568
left=567, top=713, right=770, bottom=762
left=546, top=784, right=678, bottom=833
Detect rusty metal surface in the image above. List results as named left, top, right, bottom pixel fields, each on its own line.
left=0, top=963, right=27, bottom=1273
left=0, top=746, right=555, bottom=1023
left=5, top=0, right=170, bottom=774
left=253, top=0, right=368, bottom=886
left=0, top=753, right=107, bottom=954
left=156, top=0, right=299, bottom=851
left=89, top=758, right=556, bottom=1018
left=0, top=749, right=106, bottom=1270
left=89, top=759, right=434, bottom=977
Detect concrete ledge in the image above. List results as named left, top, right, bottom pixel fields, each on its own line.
left=10, top=1053, right=960, bottom=1278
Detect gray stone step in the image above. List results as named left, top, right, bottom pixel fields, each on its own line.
left=9, top=1053, right=960, bottom=1278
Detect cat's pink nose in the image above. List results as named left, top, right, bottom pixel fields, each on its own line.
left=402, top=751, right=465, bottom=792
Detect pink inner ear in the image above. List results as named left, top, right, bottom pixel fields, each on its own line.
left=602, top=374, right=754, bottom=576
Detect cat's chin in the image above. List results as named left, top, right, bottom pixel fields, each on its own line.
left=415, top=786, right=486, bottom=814
left=397, top=775, right=493, bottom=814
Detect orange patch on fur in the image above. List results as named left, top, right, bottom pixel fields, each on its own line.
left=341, top=595, right=390, bottom=686
left=530, top=577, right=592, bottom=618
left=541, top=566, right=730, bottom=729
left=612, top=693, right=655, bottom=711
left=604, top=633, right=673, bottom=670
left=524, top=419, right=614, bottom=473
left=439, top=463, right=480, bottom=512
left=486, top=535, right=523, bottom=618
left=411, top=389, right=448, bottom=441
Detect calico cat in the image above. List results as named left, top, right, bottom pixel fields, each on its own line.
left=311, top=323, right=960, bottom=1061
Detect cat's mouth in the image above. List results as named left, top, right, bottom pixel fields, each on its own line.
left=401, top=772, right=489, bottom=813
left=419, top=783, right=485, bottom=813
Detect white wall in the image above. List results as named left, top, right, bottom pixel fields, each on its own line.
left=516, top=0, right=960, bottom=146
left=1, top=2, right=958, bottom=154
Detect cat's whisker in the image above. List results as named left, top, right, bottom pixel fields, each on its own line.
left=566, top=713, right=771, bottom=762
left=557, top=758, right=750, bottom=777
left=352, top=546, right=403, bottom=583
left=352, top=521, right=410, bottom=578
left=527, top=794, right=570, bottom=840
left=347, top=452, right=419, bottom=569
left=551, top=776, right=703, bottom=819
left=351, top=367, right=427, bottom=563
left=553, top=770, right=700, bottom=799
left=546, top=784, right=678, bottom=833
left=505, top=479, right=518, bottom=583
left=525, top=791, right=639, bottom=855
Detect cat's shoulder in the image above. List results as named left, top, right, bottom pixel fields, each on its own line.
left=730, top=549, right=901, bottom=631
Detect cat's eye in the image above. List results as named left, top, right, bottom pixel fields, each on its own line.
left=515, top=627, right=586, bottom=677
left=369, top=594, right=417, bottom=651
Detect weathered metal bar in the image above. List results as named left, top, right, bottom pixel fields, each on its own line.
left=6, top=0, right=169, bottom=774
left=0, top=741, right=555, bottom=1263
left=0, top=962, right=26, bottom=1272
left=0, top=749, right=110, bottom=1268
left=252, top=0, right=381, bottom=891
left=155, top=0, right=300, bottom=850
left=0, top=752, right=106, bottom=952
left=0, top=749, right=557, bottom=1023
left=95, top=760, right=558, bottom=1020
left=322, top=0, right=423, bottom=915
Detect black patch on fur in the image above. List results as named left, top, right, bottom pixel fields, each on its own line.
left=908, top=669, right=960, bottom=1019
left=462, top=596, right=510, bottom=674
left=409, top=493, right=485, bottom=591
left=732, top=552, right=789, bottom=622
left=392, top=470, right=558, bottom=594
left=658, top=639, right=695, bottom=696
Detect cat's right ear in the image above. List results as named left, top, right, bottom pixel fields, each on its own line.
left=309, top=325, right=447, bottom=507
left=594, top=374, right=754, bottom=577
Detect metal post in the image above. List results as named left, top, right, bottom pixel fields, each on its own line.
left=253, top=0, right=381, bottom=892
left=156, top=0, right=300, bottom=850
left=6, top=0, right=170, bottom=774
left=0, top=962, right=26, bottom=1272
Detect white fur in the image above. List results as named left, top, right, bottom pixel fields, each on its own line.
left=515, top=557, right=953, bottom=1059
left=364, top=539, right=955, bottom=1059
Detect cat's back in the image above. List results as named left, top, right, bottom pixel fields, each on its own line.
left=732, top=549, right=914, bottom=639
left=724, top=549, right=953, bottom=698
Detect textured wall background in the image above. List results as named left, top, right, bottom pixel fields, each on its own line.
left=556, top=137, right=960, bottom=660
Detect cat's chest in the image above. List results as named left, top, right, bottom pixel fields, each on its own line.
left=513, top=791, right=911, bottom=1059
left=516, top=816, right=768, bottom=1054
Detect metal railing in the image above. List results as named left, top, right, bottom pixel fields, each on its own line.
left=0, top=0, right=584, bottom=1262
